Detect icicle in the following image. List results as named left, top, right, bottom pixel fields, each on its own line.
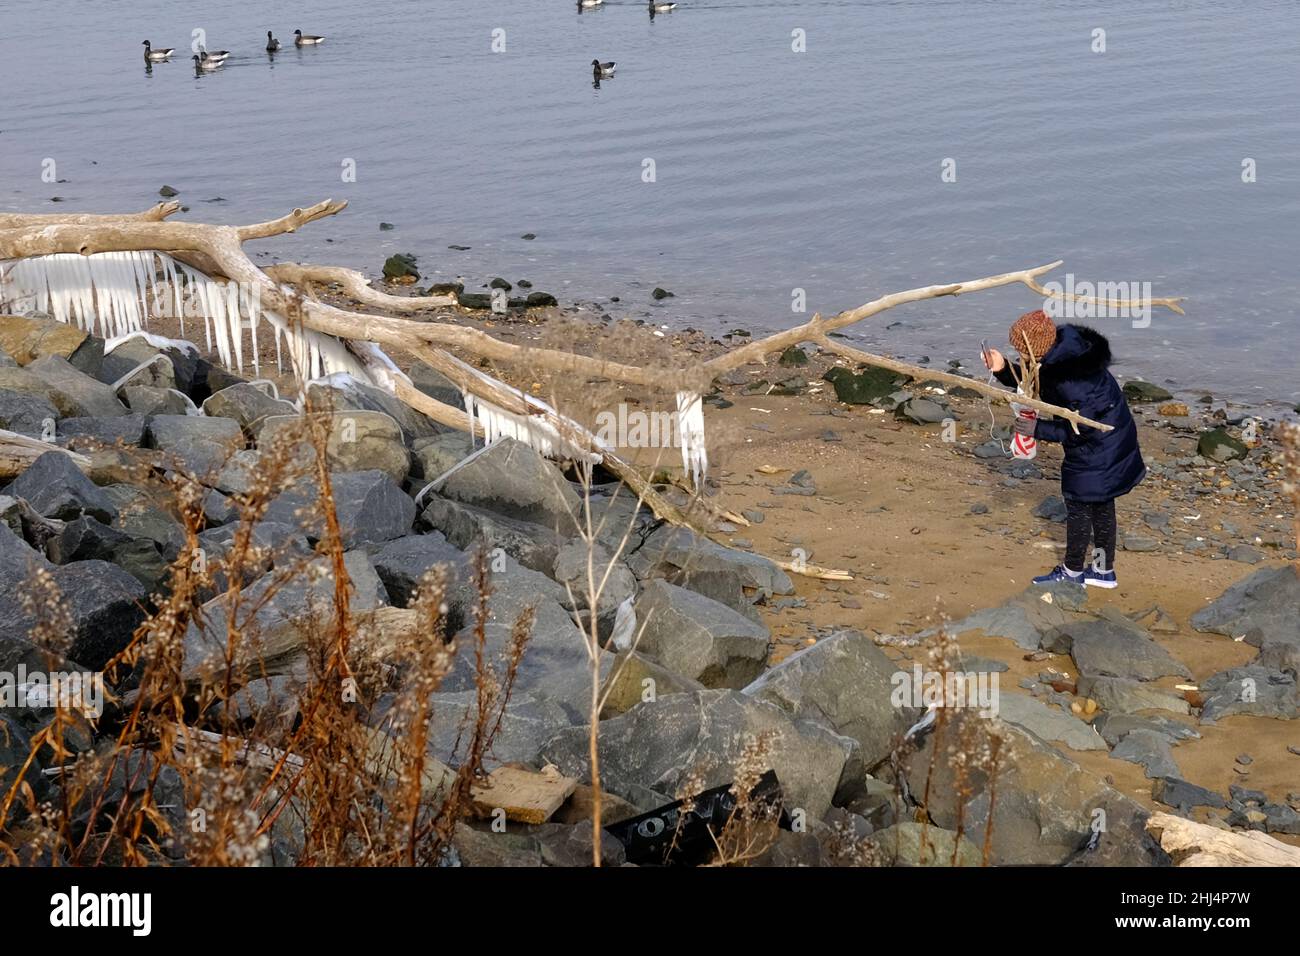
left=676, top=390, right=708, bottom=488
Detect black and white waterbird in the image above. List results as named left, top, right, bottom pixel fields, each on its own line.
left=142, top=40, right=174, bottom=62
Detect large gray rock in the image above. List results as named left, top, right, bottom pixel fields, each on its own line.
left=866, top=822, right=982, bottom=866
left=24, top=355, right=127, bottom=417
left=59, top=413, right=147, bottom=447
left=258, top=410, right=410, bottom=484
left=262, top=470, right=416, bottom=548
left=0, top=389, right=58, bottom=436
left=1078, top=676, right=1190, bottom=716
left=411, top=432, right=474, bottom=481
left=744, top=628, right=915, bottom=769
left=201, top=382, right=296, bottom=437
left=195, top=520, right=312, bottom=597
left=1197, top=665, right=1299, bottom=722
left=1109, top=729, right=1181, bottom=779
left=632, top=579, right=769, bottom=688
left=1191, top=565, right=1299, bottom=648
left=553, top=538, right=636, bottom=632
left=540, top=689, right=857, bottom=819
left=442, top=599, right=602, bottom=717
left=145, top=413, right=244, bottom=476
left=47, top=515, right=169, bottom=591
left=408, top=362, right=465, bottom=411
left=996, top=693, right=1107, bottom=752
left=430, top=438, right=580, bottom=532
left=419, top=690, right=579, bottom=769
left=5, top=451, right=116, bottom=523
left=419, top=492, right=564, bottom=574
left=119, top=384, right=194, bottom=417
left=102, top=484, right=186, bottom=557
left=0, top=527, right=147, bottom=671
left=306, top=377, right=441, bottom=444
left=1093, top=713, right=1200, bottom=748
left=1061, top=611, right=1191, bottom=682
left=939, top=584, right=1082, bottom=650
left=182, top=550, right=388, bottom=681
left=628, top=524, right=794, bottom=597
left=372, top=532, right=471, bottom=612
left=905, top=710, right=1165, bottom=866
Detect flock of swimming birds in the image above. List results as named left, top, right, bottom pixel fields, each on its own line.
left=141, top=30, right=325, bottom=72
left=141, top=1, right=681, bottom=80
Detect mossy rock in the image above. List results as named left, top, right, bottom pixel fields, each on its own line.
left=382, top=253, right=419, bottom=282
left=489, top=277, right=512, bottom=291
left=822, top=366, right=906, bottom=405
left=1198, top=427, right=1248, bottom=462
left=778, top=346, right=809, bottom=367
left=525, top=292, right=558, bottom=308
left=652, top=287, right=674, bottom=300
left=1122, top=380, right=1173, bottom=403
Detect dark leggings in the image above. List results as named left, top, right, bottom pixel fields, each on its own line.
left=1064, top=498, right=1117, bottom=573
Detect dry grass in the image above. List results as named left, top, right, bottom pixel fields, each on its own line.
left=0, top=398, right=529, bottom=867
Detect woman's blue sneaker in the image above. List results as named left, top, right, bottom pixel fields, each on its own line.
left=1084, top=568, right=1118, bottom=588
left=1033, top=565, right=1084, bottom=586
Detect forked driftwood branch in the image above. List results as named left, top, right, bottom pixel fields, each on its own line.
left=0, top=200, right=1186, bottom=523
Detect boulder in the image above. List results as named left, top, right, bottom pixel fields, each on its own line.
left=419, top=492, right=564, bottom=574
left=58, top=413, right=146, bottom=447
left=201, top=382, right=296, bottom=437
left=905, top=710, right=1165, bottom=865
left=408, top=363, right=465, bottom=411
left=1151, top=777, right=1226, bottom=812
left=865, top=822, right=982, bottom=866
left=628, top=524, right=794, bottom=597
left=552, top=538, right=636, bottom=629
left=0, top=389, right=58, bottom=436
left=47, top=515, right=169, bottom=591
left=1197, top=665, right=1299, bottom=722
left=1197, top=427, right=1248, bottom=463
left=1063, top=611, right=1191, bottom=682
left=822, top=366, right=905, bottom=405
left=145, top=414, right=244, bottom=476
left=1078, top=676, right=1190, bottom=715
left=182, top=550, right=388, bottom=681
left=1122, top=380, right=1173, bottom=403
left=119, top=384, right=194, bottom=417
left=411, top=432, right=474, bottom=480
left=1109, top=729, right=1181, bottom=779
left=306, top=377, right=440, bottom=443
left=996, top=693, right=1107, bottom=752
left=632, top=579, right=769, bottom=688
left=939, top=584, right=1082, bottom=650
left=540, top=689, right=857, bottom=819
left=1191, top=565, right=1299, bottom=649
left=430, top=438, right=580, bottom=532
left=599, top=650, right=706, bottom=718
left=5, top=451, right=116, bottom=523
left=258, top=410, right=409, bottom=483
left=0, top=315, right=100, bottom=372
left=262, top=470, right=416, bottom=549
left=372, top=532, right=471, bottom=612
left=24, top=355, right=126, bottom=417
left=743, top=628, right=915, bottom=768
left=102, top=484, right=186, bottom=557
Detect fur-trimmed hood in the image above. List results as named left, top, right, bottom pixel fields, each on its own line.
left=1041, top=324, right=1112, bottom=379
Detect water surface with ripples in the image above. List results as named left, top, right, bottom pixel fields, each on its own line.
left=2, top=0, right=1296, bottom=405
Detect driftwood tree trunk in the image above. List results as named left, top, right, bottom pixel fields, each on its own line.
left=0, top=199, right=1186, bottom=514
left=1146, top=813, right=1300, bottom=867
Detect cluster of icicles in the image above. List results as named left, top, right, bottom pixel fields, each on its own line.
left=0, top=250, right=708, bottom=485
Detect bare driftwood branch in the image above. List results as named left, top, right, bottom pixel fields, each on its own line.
left=814, top=335, right=1113, bottom=433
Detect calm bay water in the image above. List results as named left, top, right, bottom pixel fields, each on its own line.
left=1, top=0, right=1297, bottom=406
